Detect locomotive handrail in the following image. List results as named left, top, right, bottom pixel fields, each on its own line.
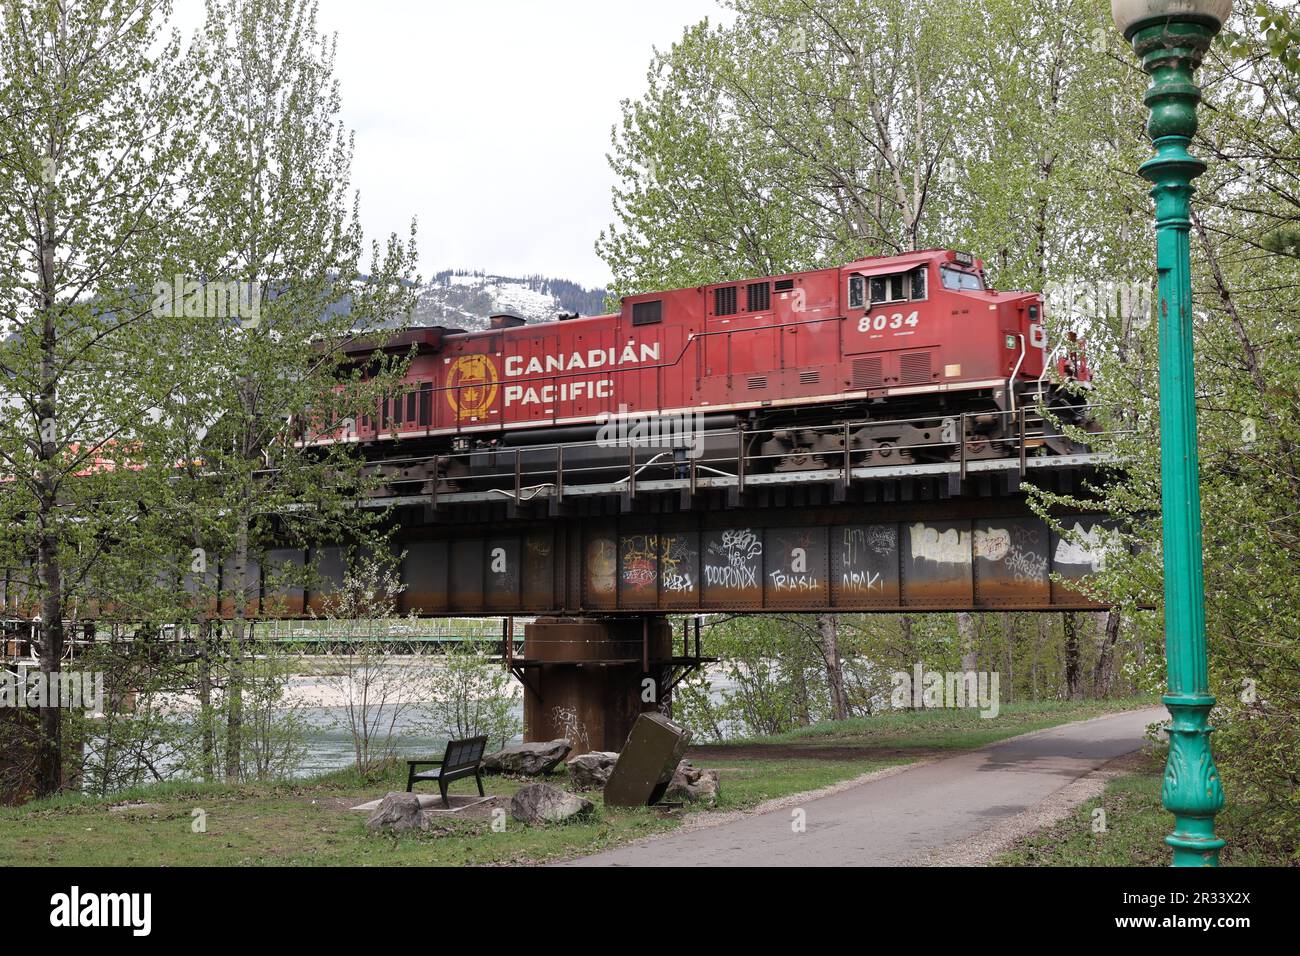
left=1008, top=334, right=1027, bottom=415
left=611, top=451, right=674, bottom=486
left=356, top=401, right=1137, bottom=505
left=360, top=403, right=1132, bottom=474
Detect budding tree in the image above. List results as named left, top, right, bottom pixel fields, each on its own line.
left=156, top=0, right=420, bottom=780
left=0, top=0, right=207, bottom=796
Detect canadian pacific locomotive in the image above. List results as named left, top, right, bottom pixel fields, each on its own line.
left=336, top=249, right=1090, bottom=481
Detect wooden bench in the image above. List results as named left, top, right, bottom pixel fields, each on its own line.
left=406, top=736, right=488, bottom=808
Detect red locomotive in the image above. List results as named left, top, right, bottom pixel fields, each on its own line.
left=337, top=249, right=1090, bottom=476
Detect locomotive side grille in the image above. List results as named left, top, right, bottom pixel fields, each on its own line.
left=714, top=286, right=738, bottom=316
left=851, top=357, right=883, bottom=389
left=746, top=281, right=771, bottom=312
left=899, top=351, right=934, bottom=385
left=799, top=369, right=820, bottom=385
left=747, top=375, right=767, bottom=390
left=632, top=300, right=662, bottom=326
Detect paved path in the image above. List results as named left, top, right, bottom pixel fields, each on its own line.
left=563, top=707, right=1164, bottom=867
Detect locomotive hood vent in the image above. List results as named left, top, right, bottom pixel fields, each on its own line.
left=489, top=313, right=527, bottom=329
left=852, top=357, right=883, bottom=389
left=900, top=350, right=935, bottom=385
left=714, top=286, right=738, bottom=316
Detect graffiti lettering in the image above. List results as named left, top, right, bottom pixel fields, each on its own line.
left=909, top=524, right=971, bottom=564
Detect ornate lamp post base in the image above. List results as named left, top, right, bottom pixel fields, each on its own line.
left=1114, top=0, right=1231, bottom=866
left=1163, top=695, right=1225, bottom=864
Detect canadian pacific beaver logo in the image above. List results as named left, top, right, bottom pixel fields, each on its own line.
left=446, top=354, right=499, bottom=419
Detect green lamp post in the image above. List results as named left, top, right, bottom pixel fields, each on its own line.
left=1112, top=0, right=1231, bottom=866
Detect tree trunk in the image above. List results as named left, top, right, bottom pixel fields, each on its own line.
left=197, top=620, right=216, bottom=781
left=224, top=513, right=250, bottom=781
left=1063, top=611, right=1082, bottom=700
left=816, top=614, right=849, bottom=721
left=35, top=140, right=64, bottom=797
left=1002, top=612, right=1015, bottom=704
left=957, top=612, right=977, bottom=672
left=1032, top=616, right=1049, bottom=701
left=899, top=615, right=916, bottom=709
left=1091, top=609, right=1121, bottom=698
left=37, top=535, right=65, bottom=796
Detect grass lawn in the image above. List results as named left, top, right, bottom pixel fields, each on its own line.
left=702, top=696, right=1158, bottom=752
left=994, top=749, right=1295, bottom=867
left=0, top=696, right=1155, bottom=867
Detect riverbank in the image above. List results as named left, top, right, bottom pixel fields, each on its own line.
left=0, top=697, right=1156, bottom=867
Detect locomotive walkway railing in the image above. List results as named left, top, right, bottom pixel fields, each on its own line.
left=361, top=403, right=1133, bottom=508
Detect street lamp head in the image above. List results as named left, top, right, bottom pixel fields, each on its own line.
left=1112, top=0, right=1233, bottom=38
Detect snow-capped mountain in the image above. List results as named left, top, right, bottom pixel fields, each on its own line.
left=412, top=269, right=609, bottom=331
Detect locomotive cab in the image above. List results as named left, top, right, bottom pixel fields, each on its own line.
left=824, top=249, right=1091, bottom=466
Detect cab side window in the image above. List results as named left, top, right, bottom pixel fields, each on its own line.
left=870, top=274, right=905, bottom=304
left=852, top=266, right=928, bottom=309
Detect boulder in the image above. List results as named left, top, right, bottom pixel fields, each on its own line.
left=481, top=740, right=572, bottom=776
left=366, top=792, right=424, bottom=833
left=510, top=783, right=594, bottom=825
left=663, top=760, right=721, bottom=807
left=568, top=751, right=619, bottom=790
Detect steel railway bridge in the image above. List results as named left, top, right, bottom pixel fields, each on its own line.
left=2, top=407, right=1127, bottom=749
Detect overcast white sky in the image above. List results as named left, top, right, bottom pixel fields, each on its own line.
left=172, top=0, right=727, bottom=289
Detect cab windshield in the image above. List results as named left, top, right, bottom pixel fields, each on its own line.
left=940, top=265, right=985, bottom=291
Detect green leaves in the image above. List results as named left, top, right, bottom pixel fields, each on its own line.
left=1261, top=223, right=1300, bottom=259
left=599, top=0, right=1145, bottom=297
left=1253, top=1, right=1300, bottom=72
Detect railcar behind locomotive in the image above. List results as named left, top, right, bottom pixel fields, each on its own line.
left=331, top=249, right=1091, bottom=480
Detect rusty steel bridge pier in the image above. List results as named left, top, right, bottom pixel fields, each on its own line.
left=507, top=616, right=706, bottom=750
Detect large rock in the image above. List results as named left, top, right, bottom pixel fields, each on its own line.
left=510, top=783, right=594, bottom=825
left=568, top=751, right=619, bottom=790
left=481, top=740, right=572, bottom=776
left=366, top=792, right=424, bottom=833
left=663, top=760, right=721, bottom=807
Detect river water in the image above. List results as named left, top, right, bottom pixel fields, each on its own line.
left=289, top=665, right=738, bottom=777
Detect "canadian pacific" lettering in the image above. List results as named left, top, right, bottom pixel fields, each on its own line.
left=502, top=341, right=660, bottom=407
left=503, top=341, right=660, bottom=377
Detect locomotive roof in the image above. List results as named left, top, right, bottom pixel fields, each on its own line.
left=840, top=248, right=970, bottom=275
left=339, top=249, right=986, bottom=355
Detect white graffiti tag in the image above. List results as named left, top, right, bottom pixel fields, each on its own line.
left=1053, top=523, right=1122, bottom=572
left=909, top=524, right=971, bottom=564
